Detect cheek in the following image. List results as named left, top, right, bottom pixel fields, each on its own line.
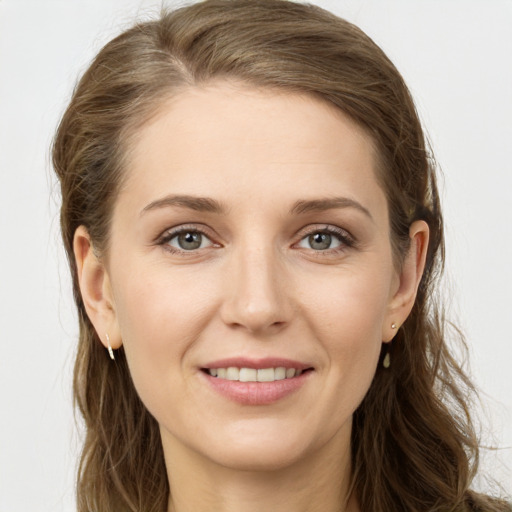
left=299, top=262, right=391, bottom=385
left=303, top=264, right=391, bottom=343
left=113, top=259, right=215, bottom=339
left=110, top=262, right=218, bottom=409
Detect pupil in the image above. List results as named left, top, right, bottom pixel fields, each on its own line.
left=310, top=232, right=331, bottom=250
left=179, top=232, right=202, bottom=250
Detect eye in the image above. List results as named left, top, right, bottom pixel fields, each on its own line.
left=164, top=230, right=214, bottom=251
left=296, top=226, right=353, bottom=252
left=298, top=232, right=341, bottom=251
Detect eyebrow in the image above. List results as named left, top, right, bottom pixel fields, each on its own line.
left=141, top=194, right=226, bottom=216
left=141, top=194, right=373, bottom=221
left=290, top=197, right=373, bottom=221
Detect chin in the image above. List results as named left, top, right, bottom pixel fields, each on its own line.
left=194, top=421, right=325, bottom=473
left=209, top=442, right=309, bottom=472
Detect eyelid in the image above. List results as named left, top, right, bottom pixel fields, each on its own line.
left=156, top=224, right=220, bottom=253
left=293, top=224, right=356, bottom=251
left=154, top=222, right=355, bottom=255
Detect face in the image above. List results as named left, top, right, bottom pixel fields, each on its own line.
left=80, top=82, right=422, bottom=473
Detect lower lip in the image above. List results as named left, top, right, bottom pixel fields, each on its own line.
left=201, top=371, right=311, bottom=405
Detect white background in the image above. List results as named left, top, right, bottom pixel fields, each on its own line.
left=0, top=0, right=510, bottom=510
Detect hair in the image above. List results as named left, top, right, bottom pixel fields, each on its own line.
left=52, top=1, right=510, bottom=511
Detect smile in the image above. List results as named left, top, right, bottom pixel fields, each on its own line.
left=201, top=359, right=314, bottom=405
left=206, top=367, right=304, bottom=381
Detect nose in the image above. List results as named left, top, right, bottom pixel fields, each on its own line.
left=220, top=244, right=292, bottom=335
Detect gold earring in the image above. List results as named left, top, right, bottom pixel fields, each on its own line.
left=106, top=333, right=115, bottom=361
left=384, top=323, right=398, bottom=368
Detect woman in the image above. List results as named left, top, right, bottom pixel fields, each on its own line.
left=52, top=0, right=510, bottom=510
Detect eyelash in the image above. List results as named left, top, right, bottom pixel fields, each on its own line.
left=157, top=224, right=216, bottom=254
left=295, top=225, right=355, bottom=256
left=156, top=224, right=355, bottom=256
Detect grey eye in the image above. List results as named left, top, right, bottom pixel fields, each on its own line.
left=168, top=231, right=212, bottom=251
left=309, top=233, right=331, bottom=250
left=298, top=232, right=342, bottom=251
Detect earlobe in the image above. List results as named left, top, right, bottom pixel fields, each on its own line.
left=383, top=220, right=429, bottom=342
left=73, top=226, right=122, bottom=350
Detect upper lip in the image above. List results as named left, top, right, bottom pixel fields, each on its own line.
left=201, top=357, right=313, bottom=370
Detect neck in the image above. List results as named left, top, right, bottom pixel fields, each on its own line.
left=163, top=429, right=359, bottom=512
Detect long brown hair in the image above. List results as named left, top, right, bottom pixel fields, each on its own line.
left=52, top=1, right=510, bottom=510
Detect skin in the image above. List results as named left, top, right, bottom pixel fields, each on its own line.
left=74, top=82, right=428, bottom=512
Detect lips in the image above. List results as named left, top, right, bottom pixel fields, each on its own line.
left=200, top=357, right=313, bottom=405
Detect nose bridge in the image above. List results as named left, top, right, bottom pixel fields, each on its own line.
left=221, top=234, right=290, bottom=333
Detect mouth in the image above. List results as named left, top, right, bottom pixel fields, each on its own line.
left=199, top=358, right=314, bottom=405
left=201, top=366, right=313, bottom=382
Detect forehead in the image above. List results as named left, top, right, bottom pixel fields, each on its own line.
left=120, top=82, right=386, bottom=220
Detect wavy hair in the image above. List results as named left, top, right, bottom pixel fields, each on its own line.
left=52, top=1, right=510, bottom=510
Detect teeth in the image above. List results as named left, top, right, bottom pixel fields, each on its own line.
left=257, top=368, right=274, bottom=382
left=239, top=368, right=257, bottom=382
left=274, top=367, right=286, bottom=380
left=226, top=367, right=239, bottom=381
left=207, top=367, right=305, bottom=382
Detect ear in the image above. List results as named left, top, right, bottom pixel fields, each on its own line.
left=382, top=220, right=429, bottom=342
left=73, top=226, right=122, bottom=351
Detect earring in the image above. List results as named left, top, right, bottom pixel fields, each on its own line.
left=106, top=333, right=115, bottom=361
left=384, top=323, right=397, bottom=368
